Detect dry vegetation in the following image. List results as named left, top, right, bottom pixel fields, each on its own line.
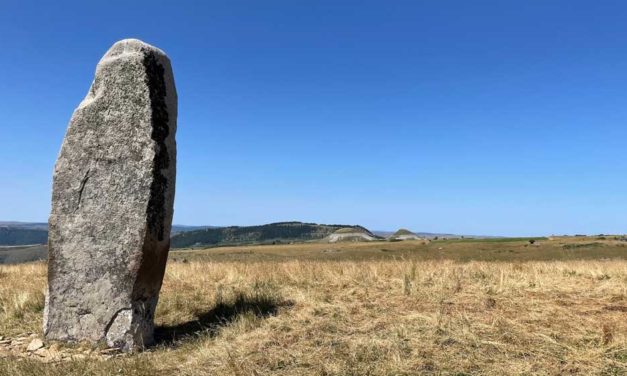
left=0, top=238, right=626, bottom=375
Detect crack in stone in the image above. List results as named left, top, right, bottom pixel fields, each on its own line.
left=74, top=169, right=90, bottom=212
left=102, top=307, right=131, bottom=340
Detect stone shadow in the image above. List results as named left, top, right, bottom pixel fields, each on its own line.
left=154, top=292, right=293, bottom=346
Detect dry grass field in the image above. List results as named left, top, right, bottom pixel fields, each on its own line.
left=0, top=237, right=626, bottom=375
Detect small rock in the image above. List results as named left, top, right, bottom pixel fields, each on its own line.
left=33, top=348, right=49, bottom=358
left=0, top=340, right=10, bottom=345
left=46, top=350, right=62, bottom=362
left=0, top=336, right=4, bottom=341
left=29, top=334, right=37, bottom=338
left=26, top=339, right=44, bottom=352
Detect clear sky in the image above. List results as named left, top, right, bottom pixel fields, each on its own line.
left=1, top=1, right=626, bottom=236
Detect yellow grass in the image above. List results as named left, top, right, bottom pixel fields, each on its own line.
left=0, top=242, right=626, bottom=375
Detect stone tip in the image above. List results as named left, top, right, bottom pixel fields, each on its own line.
left=103, top=38, right=169, bottom=61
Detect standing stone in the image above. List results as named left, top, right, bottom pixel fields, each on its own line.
left=44, top=39, right=177, bottom=351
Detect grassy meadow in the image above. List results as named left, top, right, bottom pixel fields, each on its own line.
left=0, top=237, right=626, bottom=375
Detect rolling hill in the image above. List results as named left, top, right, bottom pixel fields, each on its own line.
left=170, top=222, right=371, bottom=248
left=0, top=226, right=48, bottom=246
left=0, top=222, right=216, bottom=246
left=0, top=245, right=47, bottom=264
left=326, top=227, right=381, bottom=242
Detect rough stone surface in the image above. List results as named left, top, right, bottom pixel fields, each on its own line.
left=44, top=39, right=177, bottom=351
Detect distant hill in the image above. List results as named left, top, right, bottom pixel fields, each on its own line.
left=170, top=222, right=369, bottom=248
left=372, top=230, right=499, bottom=239
left=388, top=229, right=427, bottom=242
left=333, top=227, right=370, bottom=234
left=0, top=227, right=48, bottom=246
left=326, top=227, right=380, bottom=243
left=170, top=225, right=217, bottom=235
left=0, top=221, right=48, bottom=230
left=372, top=230, right=459, bottom=239
left=0, top=221, right=216, bottom=246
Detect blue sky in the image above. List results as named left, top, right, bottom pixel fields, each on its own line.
left=1, top=1, right=626, bottom=236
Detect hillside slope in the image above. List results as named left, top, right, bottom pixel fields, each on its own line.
left=0, top=245, right=47, bottom=264
left=0, top=227, right=48, bottom=246
left=170, top=222, right=370, bottom=248
left=326, top=227, right=380, bottom=243
left=0, top=222, right=214, bottom=246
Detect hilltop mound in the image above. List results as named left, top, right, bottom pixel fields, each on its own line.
left=389, top=228, right=428, bottom=242
left=170, top=222, right=364, bottom=248
left=393, top=229, right=414, bottom=236
left=333, top=227, right=369, bottom=234
left=327, top=227, right=378, bottom=243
